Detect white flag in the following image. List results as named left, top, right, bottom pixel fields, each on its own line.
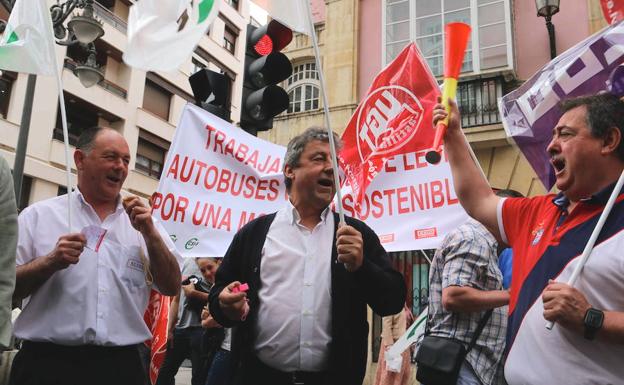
left=0, top=0, right=57, bottom=76
left=251, top=0, right=311, bottom=35
left=123, top=0, right=219, bottom=72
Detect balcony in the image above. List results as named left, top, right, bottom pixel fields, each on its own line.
left=93, top=0, right=127, bottom=34
left=63, top=58, right=128, bottom=99
left=457, top=76, right=504, bottom=128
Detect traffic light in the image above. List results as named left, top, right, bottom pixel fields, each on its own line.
left=189, top=69, right=231, bottom=121
left=240, top=20, right=293, bottom=135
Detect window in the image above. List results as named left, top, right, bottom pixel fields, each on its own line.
left=143, top=78, right=172, bottom=121
left=53, top=93, right=122, bottom=146
left=192, top=57, right=206, bottom=74
left=136, top=130, right=169, bottom=179
left=223, top=25, right=237, bottom=54
left=384, top=0, right=511, bottom=76
left=225, top=0, right=239, bottom=10
left=286, top=62, right=320, bottom=114
left=57, top=185, right=68, bottom=196
left=0, top=71, right=16, bottom=119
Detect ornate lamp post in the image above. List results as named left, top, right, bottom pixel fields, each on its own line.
left=535, top=0, right=560, bottom=60
left=51, top=0, right=104, bottom=86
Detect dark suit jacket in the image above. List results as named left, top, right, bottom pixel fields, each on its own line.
left=209, top=211, right=406, bottom=385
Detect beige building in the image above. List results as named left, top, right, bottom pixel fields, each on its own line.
left=0, top=0, right=248, bottom=208
left=258, top=0, right=359, bottom=146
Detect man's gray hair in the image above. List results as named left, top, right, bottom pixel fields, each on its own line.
left=283, top=126, right=342, bottom=191
left=76, top=126, right=109, bottom=154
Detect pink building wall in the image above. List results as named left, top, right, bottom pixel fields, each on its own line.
left=358, top=0, right=382, bottom=101
left=312, top=0, right=326, bottom=24
left=514, top=1, right=590, bottom=80
left=357, top=1, right=595, bottom=96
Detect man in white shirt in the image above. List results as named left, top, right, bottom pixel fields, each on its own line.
left=209, top=127, right=406, bottom=385
left=10, top=127, right=181, bottom=385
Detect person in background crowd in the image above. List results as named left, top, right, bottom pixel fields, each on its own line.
left=434, top=93, right=624, bottom=384
left=156, top=257, right=218, bottom=385
left=10, top=126, right=181, bottom=385
left=497, top=248, right=513, bottom=290
left=199, top=258, right=229, bottom=385
left=0, top=154, right=17, bottom=362
left=209, top=127, right=406, bottom=385
left=425, top=189, right=522, bottom=385
left=374, top=304, right=413, bottom=385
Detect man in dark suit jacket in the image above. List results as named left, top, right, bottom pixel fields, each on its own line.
left=209, top=127, right=406, bottom=385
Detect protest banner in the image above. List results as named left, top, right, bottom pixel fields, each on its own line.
left=338, top=148, right=467, bottom=251
left=152, top=104, right=288, bottom=258
left=154, top=103, right=467, bottom=257
left=499, top=20, right=624, bottom=190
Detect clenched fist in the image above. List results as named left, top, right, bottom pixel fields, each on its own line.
left=123, top=195, right=155, bottom=235
left=47, top=233, right=87, bottom=271
left=336, top=224, right=363, bottom=272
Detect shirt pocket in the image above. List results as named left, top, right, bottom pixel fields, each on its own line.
left=118, top=244, right=149, bottom=289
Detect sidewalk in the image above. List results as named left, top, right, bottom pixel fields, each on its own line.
left=174, top=366, right=192, bottom=385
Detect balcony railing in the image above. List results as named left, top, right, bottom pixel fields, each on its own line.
left=63, top=58, right=128, bottom=99
left=93, top=1, right=127, bottom=34
left=457, top=76, right=504, bottom=128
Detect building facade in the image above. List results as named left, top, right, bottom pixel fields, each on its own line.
left=0, top=0, right=248, bottom=208
left=258, top=0, right=360, bottom=145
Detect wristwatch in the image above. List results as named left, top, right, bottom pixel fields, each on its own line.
left=583, top=308, right=604, bottom=340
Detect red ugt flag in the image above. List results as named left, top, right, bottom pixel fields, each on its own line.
left=143, top=289, right=171, bottom=385
left=339, top=43, right=440, bottom=206
left=601, top=0, right=624, bottom=24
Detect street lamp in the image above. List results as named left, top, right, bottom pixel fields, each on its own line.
left=73, top=43, right=103, bottom=87
left=535, top=0, right=560, bottom=60
left=51, top=0, right=104, bottom=86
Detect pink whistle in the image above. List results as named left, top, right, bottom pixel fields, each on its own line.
left=231, top=283, right=249, bottom=293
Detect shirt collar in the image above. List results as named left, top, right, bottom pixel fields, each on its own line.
left=551, top=181, right=622, bottom=209
left=286, top=199, right=331, bottom=226
left=74, top=187, right=124, bottom=213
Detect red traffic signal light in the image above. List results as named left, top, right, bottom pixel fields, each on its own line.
left=241, top=20, right=293, bottom=135
left=250, top=20, right=293, bottom=56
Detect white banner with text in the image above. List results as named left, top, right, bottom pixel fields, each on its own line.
left=153, top=104, right=468, bottom=258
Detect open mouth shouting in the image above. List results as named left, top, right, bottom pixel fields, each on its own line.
left=318, top=178, right=334, bottom=191
left=551, top=157, right=566, bottom=176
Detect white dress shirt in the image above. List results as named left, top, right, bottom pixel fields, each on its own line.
left=254, top=202, right=333, bottom=372
left=14, top=189, right=180, bottom=346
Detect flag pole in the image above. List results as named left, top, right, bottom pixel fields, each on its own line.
left=55, top=69, right=73, bottom=232
left=50, top=49, right=73, bottom=232
left=302, top=0, right=345, bottom=225
left=546, top=168, right=624, bottom=330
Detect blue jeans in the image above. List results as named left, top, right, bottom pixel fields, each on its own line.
left=205, top=348, right=231, bottom=385
left=155, top=327, right=207, bottom=385
left=457, top=361, right=483, bottom=385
